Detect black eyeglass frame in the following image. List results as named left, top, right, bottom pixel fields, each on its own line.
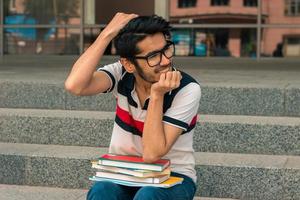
left=131, top=41, right=175, bottom=67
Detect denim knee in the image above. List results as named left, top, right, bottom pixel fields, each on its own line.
left=87, top=181, right=117, bottom=200
left=133, top=186, right=166, bottom=200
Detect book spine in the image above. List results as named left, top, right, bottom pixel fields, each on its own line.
left=98, top=160, right=163, bottom=171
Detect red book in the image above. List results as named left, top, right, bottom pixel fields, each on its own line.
left=98, top=154, right=170, bottom=172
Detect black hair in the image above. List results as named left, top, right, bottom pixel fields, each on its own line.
left=114, top=15, right=171, bottom=59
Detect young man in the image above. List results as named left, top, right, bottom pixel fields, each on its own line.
left=65, top=13, right=201, bottom=200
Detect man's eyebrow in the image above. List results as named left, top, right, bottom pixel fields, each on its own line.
left=143, top=43, right=168, bottom=57
left=144, top=49, right=161, bottom=57
left=133, top=33, right=149, bottom=36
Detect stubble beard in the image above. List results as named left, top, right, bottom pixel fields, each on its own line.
left=135, top=62, right=172, bottom=84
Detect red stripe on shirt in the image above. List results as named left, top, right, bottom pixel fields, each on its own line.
left=190, top=115, right=197, bottom=126
left=116, top=105, right=144, bottom=134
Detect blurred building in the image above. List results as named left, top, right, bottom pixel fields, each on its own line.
left=2, top=0, right=158, bottom=55
left=1, top=0, right=300, bottom=57
left=170, top=0, right=300, bottom=57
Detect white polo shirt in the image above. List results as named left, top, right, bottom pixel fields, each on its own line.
left=98, top=61, right=201, bottom=183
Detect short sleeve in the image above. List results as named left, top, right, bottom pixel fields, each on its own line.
left=97, top=61, right=123, bottom=95
left=163, top=83, right=201, bottom=131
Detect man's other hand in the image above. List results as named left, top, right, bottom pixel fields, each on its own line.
left=151, top=71, right=182, bottom=97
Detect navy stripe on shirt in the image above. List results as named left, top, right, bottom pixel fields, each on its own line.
left=98, top=69, right=116, bottom=93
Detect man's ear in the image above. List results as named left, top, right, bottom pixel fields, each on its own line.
left=120, top=58, right=136, bottom=73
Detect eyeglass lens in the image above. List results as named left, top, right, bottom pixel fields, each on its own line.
left=147, top=43, right=174, bottom=67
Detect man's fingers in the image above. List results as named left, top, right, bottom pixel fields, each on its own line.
left=102, top=12, right=138, bottom=39
left=176, top=71, right=182, bottom=87
left=127, top=13, right=139, bottom=20
left=159, top=73, right=166, bottom=82
left=166, top=72, right=175, bottom=87
left=120, top=13, right=138, bottom=24
left=166, top=71, right=173, bottom=80
left=169, top=71, right=176, bottom=88
left=170, top=71, right=181, bottom=88
left=152, top=71, right=181, bottom=95
left=176, top=71, right=182, bottom=82
left=113, top=13, right=138, bottom=27
left=162, top=71, right=182, bottom=89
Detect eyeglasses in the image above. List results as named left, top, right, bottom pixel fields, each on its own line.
left=132, top=41, right=175, bottom=67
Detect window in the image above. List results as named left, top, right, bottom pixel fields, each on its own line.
left=285, top=0, right=300, bottom=16
left=284, top=36, right=300, bottom=56
left=286, top=36, right=300, bottom=44
left=9, top=0, right=16, bottom=13
left=211, top=0, right=229, bottom=6
left=244, top=0, right=257, bottom=7
left=178, top=0, right=197, bottom=8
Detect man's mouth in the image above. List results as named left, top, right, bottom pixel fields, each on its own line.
left=155, top=65, right=171, bottom=73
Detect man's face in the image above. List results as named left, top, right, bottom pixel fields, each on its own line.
left=132, top=33, right=173, bottom=83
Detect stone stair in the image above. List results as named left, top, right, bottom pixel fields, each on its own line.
left=1, top=81, right=300, bottom=117
left=1, top=108, right=299, bottom=155
left=1, top=143, right=299, bottom=199
left=0, top=57, right=299, bottom=199
left=0, top=185, right=238, bottom=200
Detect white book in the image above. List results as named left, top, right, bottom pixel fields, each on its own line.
left=95, top=171, right=170, bottom=184
left=97, top=154, right=170, bottom=172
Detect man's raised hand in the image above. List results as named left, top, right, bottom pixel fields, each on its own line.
left=101, top=13, right=138, bottom=40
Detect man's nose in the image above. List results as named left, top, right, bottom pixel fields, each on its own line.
left=160, top=53, right=170, bottom=66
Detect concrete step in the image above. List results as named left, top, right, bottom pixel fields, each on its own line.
left=0, top=185, right=238, bottom=200
left=0, top=143, right=299, bottom=199
left=0, top=184, right=87, bottom=200
left=0, top=81, right=299, bottom=116
left=1, top=108, right=299, bottom=155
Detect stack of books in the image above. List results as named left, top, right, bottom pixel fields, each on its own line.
left=89, top=154, right=183, bottom=188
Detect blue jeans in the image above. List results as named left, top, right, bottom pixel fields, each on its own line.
left=87, top=172, right=196, bottom=200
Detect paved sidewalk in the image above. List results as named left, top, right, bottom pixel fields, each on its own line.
left=1, top=56, right=300, bottom=88
left=0, top=184, right=87, bottom=200
left=0, top=184, right=237, bottom=200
